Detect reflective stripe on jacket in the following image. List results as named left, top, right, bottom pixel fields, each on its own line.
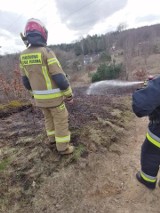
left=20, top=47, right=72, bottom=107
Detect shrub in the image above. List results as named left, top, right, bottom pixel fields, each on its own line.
left=91, top=63, right=123, bottom=82
left=0, top=64, right=28, bottom=103
left=133, top=68, right=147, bottom=81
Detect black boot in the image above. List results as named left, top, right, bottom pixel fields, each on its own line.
left=136, top=171, right=156, bottom=189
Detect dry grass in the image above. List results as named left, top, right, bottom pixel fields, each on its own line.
left=70, top=71, right=91, bottom=88
left=0, top=64, right=28, bottom=103
left=130, top=54, right=160, bottom=77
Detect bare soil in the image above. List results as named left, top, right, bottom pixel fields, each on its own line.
left=0, top=87, right=160, bottom=213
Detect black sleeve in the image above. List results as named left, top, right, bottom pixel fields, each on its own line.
left=132, top=77, right=160, bottom=117
left=22, top=76, right=32, bottom=90
left=51, top=73, right=69, bottom=90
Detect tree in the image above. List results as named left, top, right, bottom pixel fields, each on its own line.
left=117, top=23, right=127, bottom=33
left=91, top=63, right=123, bottom=82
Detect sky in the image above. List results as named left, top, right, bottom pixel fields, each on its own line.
left=0, top=0, right=160, bottom=55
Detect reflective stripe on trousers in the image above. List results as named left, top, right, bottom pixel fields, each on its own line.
left=47, top=130, right=55, bottom=136
left=140, top=171, right=157, bottom=183
left=55, top=135, right=70, bottom=143
left=47, top=130, right=70, bottom=143
left=146, top=129, right=160, bottom=148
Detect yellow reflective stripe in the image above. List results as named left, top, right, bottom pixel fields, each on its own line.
left=47, top=58, right=57, bottom=63
left=63, top=87, right=72, bottom=96
left=55, top=135, right=70, bottom=143
left=58, top=103, right=65, bottom=110
left=34, top=92, right=63, bottom=100
left=20, top=63, right=29, bottom=77
left=140, top=172, right=156, bottom=183
left=42, top=66, right=52, bottom=90
left=33, top=88, right=61, bottom=95
left=24, top=67, right=29, bottom=77
left=47, top=130, right=55, bottom=136
left=21, top=53, right=42, bottom=65
left=47, top=58, right=61, bottom=67
left=146, top=132, right=160, bottom=148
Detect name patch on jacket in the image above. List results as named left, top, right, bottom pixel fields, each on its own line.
left=21, top=53, right=42, bottom=65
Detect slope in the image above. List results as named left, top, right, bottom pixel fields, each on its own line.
left=0, top=88, right=159, bottom=213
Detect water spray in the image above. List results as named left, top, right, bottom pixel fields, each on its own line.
left=86, top=80, right=144, bottom=95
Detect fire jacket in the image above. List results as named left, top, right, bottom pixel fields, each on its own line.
left=19, top=46, right=73, bottom=107
left=132, top=76, right=160, bottom=148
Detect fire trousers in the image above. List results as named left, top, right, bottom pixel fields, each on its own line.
left=41, top=103, right=71, bottom=152
left=141, top=138, right=160, bottom=177
left=141, top=123, right=160, bottom=179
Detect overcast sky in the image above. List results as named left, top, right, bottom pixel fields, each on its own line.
left=0, top=0, right=160, bottom=55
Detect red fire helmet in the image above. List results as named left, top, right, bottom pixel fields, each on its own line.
left=24, top=18, right=48, bottom=42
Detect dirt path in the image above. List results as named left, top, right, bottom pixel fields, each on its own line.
left=32, top=116, right=160, bottom=213
left=106, top=116, right=160, bottom=213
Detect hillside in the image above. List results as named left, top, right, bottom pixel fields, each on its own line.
left=1, top=23, right=160, bottom=81
left=1, top=23, right=160, bottom=213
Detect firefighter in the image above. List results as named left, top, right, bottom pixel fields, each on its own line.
left=19, top=18, right=74, bottom=155
left=132, top=75, right=160, bottom=189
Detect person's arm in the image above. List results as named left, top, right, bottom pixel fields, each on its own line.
left=132, top=77, right=160, bottom=117
left=22, top=76, right=31, bottom=90
left=51, top=73, right=73, bottom=101
left=46, top=48, right=73, bottom=101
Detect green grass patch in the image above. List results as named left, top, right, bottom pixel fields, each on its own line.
left=64, top=144, right=86, bottom=165
left=0, top=100, right=30, bottom=111
left=9, top=100, right=23, bottom=108
left=0, top=158, right=10, bottom=171
left=73, top=144, right=86, bottom=160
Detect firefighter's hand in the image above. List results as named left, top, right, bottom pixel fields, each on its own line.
left=67, top=99, right=74, bottom=104
left=65, top=96, right=73, bottom=104
left=29, top=90, right=34, bottom=97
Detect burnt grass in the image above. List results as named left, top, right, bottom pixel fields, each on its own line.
left=0, top=86, right=134, bottom=212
